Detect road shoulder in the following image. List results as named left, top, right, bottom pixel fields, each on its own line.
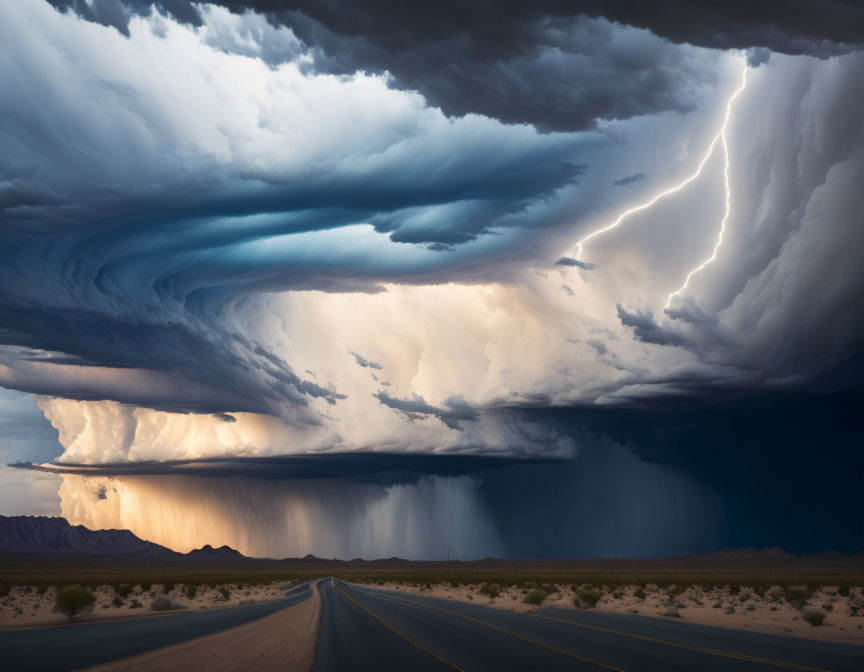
left=86, top=583, right=321, bottom=672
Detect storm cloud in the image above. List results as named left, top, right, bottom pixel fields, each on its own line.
left=46, top=1, right=864, bottom=132
left=0, top=2, right=860, bottom=475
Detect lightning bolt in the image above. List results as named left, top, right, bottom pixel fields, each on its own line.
left=666, top=65, right=747, bottom=308
left=572, top=62, right=748, bottom=309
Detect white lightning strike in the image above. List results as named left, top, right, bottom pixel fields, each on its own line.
left=666, top=65, right=748, bottom=308
left=572, top=62, right=748, bottom=309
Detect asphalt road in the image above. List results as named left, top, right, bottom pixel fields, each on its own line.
left=4, top=579, right=864, bottom=671
left=0, top=582, right=314, bottom=672
left=314, top=580, right=864, bottom=672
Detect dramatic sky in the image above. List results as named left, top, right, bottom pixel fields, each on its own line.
left=1, top=1, right=862, bottom=558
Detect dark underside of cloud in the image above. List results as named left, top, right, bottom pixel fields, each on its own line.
left=48, top=1, right=864, bottom=132
left=19, top=382, right=864, bottom=556
left=513, top=380, right=864, bottom=555
left=14, top=451, right=557, bottom=486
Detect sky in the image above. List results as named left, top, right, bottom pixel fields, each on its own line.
left=1, top=1, right=862, bottom=558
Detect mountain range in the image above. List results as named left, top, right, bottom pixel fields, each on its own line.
left=0, top=516, right=244, bottom=557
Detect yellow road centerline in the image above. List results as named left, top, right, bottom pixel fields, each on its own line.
left=332, top=582, right=466, bottom=672
left=528, top=611, right=832, bottom=672
left=353, top=586, right=627, bottom=672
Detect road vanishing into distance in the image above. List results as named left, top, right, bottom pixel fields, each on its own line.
left=3, top=578, right=864, bottom=671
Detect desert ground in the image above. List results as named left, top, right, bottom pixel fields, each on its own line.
left=371, top=580, right=864, bottom=645
left=0, top=581, right=292, bottom=628
left=2, top=554, right=863, bottom=645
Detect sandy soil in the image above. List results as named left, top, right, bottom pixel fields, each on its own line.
left=374, top=582, right=864, bottom=645
left=0, top=582, right=291, bottom=628
left=89, top=583, right=320, bottom=672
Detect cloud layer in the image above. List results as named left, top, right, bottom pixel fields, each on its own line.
left=47, top=1, right=864, bottom=130
left=0, top=3, right=861, bottom=468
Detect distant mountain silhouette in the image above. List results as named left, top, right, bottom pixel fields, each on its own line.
left=696, top=547, right=794, bottom=561
left=185, top=544, right=245, bottom=558
left=0, top=515, right=175, bottom=554
left=669, top=547, right=855, bottom=561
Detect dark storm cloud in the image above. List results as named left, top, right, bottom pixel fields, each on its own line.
left=605, top=51, right=864, bottom=403
left=46, top=0, right=202, bottom=35
left=616, top=304, right=690, bottom=347
left=613, top=172, right=647, bottom=187
left=13, top=451, right=552, bottom=486
left=1, top=2, right=860, bottom=444
left=0, top=283, right=342, bottom=415
left=585, top=339, right=607, bottom=356
left=512, top=380, right=864, bottom=555
left=47, top=1, right=863, bottom=132
left=349, top=352, right=383, bottom=370
left=664, top=300, right=718, bottom=326
left=0, top=1, right=599, bottom=414
left=555, top=257, right=598, bottom=270
left=374, top=392, right=479, bottom=430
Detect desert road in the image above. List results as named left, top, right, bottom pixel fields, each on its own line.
left=315, top=580, right=864, bottom=672
left=0, top=582, right=314, bottom=672
left=3, top=579, right=864, bottom=671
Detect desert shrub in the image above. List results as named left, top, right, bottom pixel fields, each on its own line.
left=803, top=610, right=825, bottom=627
left=164, top=583, right=175, bottom=593
left=524, top=590, right=548, bottom=605
left=0, top=585, right=10, bottom=598
left=785, top=587, right=812, bottom=603
left=151, top=597, right=175, bottom=611
left=111, top=595, right=124, bottom=608
left=184, top=584, right=198, bottom=600
left=219, top=587, right=231, bottom=600
left=116, top=584, right=134, bottom=599
left=633, top=587, right=646, bottom=600
left=55, top=587, right=95, bottom=622
left=838, top=585, right=851, bottom=597
left=479, top=584, right=500, bottom=600
left=129, top=599, right=143, bottom=609
left=576, top=589, right=603, bottom=608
